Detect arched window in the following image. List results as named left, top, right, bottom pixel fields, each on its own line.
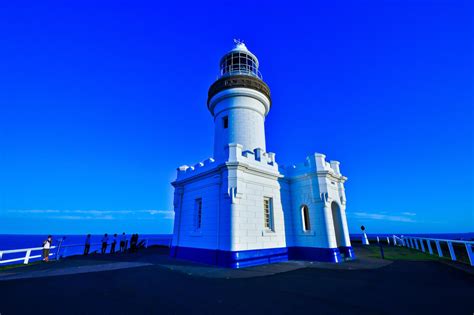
left=301, top=205, right=311, bottom=231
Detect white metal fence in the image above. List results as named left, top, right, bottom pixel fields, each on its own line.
left=383, top=235, right=474, bottom=267
left=0, top=246, right=57, bottom=265
left=0, top=236, right=172, bottom=266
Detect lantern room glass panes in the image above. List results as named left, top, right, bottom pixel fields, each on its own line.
left=220, top=52, right=260, bottom=79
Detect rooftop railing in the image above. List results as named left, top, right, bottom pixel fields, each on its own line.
left=219, top=65, right=263, bottom=80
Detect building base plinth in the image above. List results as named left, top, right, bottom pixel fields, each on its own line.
left=170, top=246, right=288, bottom=268
left=338, top=246, right=356, bottom=260
left=288, top=246, right=343, bottom=263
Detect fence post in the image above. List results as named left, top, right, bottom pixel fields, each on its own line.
left=420, top=239, right=426, bottom=252
left=465, top=243, right=474, bottom=266
left=24, top=249, right=32, bottom=264
left=387, top=237, right=390, bottom=245
left=435, top=241, right=443, bottom=257
left=377, top=236, right=380, bottom=244
left=0, top=251, right=3, bottom=261
left=427, top=240, right=433, bottom=255
left=56, top=239, right=64, bottom=261
left=414, top=238, right=420, bottom=250
left=145, top=239, right=149, bottom=249
left=447, top=242, right=456, bottom=261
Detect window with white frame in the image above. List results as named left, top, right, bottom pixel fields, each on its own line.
left=195, top=198, right=202, bottom=230
left=263, top=197, right=274, bottom=231
left=301, top=205, right=311, bottom=231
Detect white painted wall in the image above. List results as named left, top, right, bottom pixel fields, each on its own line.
left=208, top=88, right=270, bottom=162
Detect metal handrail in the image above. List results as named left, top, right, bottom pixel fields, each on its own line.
left=219, top=66, right=263, bottom=80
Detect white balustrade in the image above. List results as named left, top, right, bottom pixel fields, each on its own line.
left=435, top=241, right=443, bottom=257
left=465, top=244, right=474, bottom=266
left=420, top=239, right=425, bottom=252
left=395, top=235, right=473, bottom=266
left=447, top=242, right=456, bottom=261
left=427, top=240, right=433, bottom=255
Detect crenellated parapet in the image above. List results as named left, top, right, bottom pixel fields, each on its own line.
left=226, top=143, right=279, bottom=173
left=280, top=153, right=346, bottom=181
left=175, top=157, right=217, bottom=181
left=175, top=143, right=279, bottom=182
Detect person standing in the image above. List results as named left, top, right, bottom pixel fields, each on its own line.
left=101, top=233, right=109, bottom=254
left=42, top=235, right=52, bottom=262
left=131, top=234, right=137, bottom=252
left=120, top=232, right=127, bottom=253
left=110, top=234, right=117, bottom=254
left=84, top=234, right=91, bottom=255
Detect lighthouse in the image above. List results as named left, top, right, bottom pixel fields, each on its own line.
left=170, top=40, right=354, bottom=268
left=208, top=40, right=271, bottom=162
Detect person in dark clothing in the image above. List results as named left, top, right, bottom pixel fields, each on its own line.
left=120, top=232, right=126, bottom=252
left=110, top=234, right=117, bottom=253
left=131, top=234, right=139, bottom=252
left=130, top=234, right=135, bottom=252
left=101, top=233, right=109, bottom=254
left=84, top=234, right=91, bottom=255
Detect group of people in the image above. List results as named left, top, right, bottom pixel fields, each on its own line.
left=41, top=233, right=143, bottom=262
left=83, top=233, right=140, bottom=255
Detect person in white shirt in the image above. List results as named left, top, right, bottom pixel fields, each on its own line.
left=42, top=235, right=52, bottom=262
left=101, top=233, right=109, bottom=254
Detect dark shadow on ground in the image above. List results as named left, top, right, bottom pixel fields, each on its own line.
left=0, top=246, right=472, bottom=315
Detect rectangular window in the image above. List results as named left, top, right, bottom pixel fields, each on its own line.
left=195, top=198, right=202, bottom=230
left=223, top=116, right=229, bottom=129
left=263, top=197, right=274, bottom=231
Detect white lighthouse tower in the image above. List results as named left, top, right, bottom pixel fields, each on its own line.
left=170, top=40, right=354, bottom=268
left=209, top=40, right=270, bottom=162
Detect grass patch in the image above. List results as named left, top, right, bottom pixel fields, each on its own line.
left=0, top=261, right=42, bottom=271
left=363, top=245, right=443, bottom=261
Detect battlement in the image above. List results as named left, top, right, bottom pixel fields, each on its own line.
left=176, top=157, right=217, bottom=181
left=280, top=153, right=343, bottom=179
left=175, top=144, right=280, bottom=182
left=226, top=143, right=279, bottom=173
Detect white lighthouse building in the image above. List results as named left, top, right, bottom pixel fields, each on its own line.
left=170, top=41, right=354, bottom=268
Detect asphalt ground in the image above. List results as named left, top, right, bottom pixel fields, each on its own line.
left=0, top=246, right=472, bottom=315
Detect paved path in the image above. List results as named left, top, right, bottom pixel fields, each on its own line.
left=0, top=247, right=392, bottom=280
left=0, top=261, right=152, bottom=281
left=0, top=247, right=472, bottom=314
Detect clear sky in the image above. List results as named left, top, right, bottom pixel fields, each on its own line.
left=0, top=1, right=472, bottom=235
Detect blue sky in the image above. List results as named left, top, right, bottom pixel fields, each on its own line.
left=0, top=1, right=472, bottom=235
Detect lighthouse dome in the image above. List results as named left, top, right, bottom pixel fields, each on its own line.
left=219, top=40, right=261, bottom=79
